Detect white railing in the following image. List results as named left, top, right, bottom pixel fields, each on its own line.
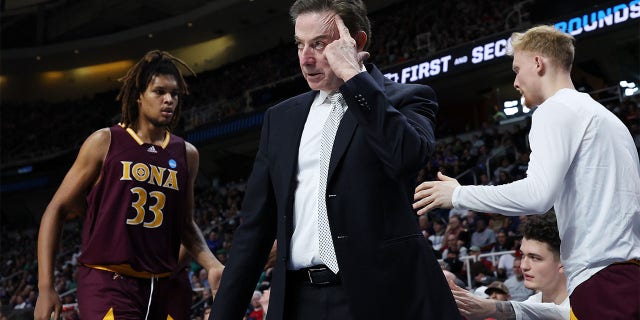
left=441, top=250, right=515, bottom=290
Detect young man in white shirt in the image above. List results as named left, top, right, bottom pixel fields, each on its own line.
left=414, top=25, right=640, bottom=319
left=448, top=211, right=569, bottom=320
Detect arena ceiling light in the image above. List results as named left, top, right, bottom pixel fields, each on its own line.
left=620, top=80, right=638, bottom=97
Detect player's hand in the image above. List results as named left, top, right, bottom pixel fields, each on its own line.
left=413, top=172, right=459, bottom=215
left=323, top=14, right=369, bottom=81
left=208, top=265, right=224, bottom=298
left=34, top=287, right=61, bottom=320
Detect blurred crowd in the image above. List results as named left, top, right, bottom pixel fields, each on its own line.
left=1, top=0, right=526, bottom=167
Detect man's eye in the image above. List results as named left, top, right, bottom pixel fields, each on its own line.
left=296, top=42, right=304, bottom=50
left=312, top=41, right=326, bottom=50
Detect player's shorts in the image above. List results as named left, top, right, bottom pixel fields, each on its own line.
left=77, top=265, right=173, bottom=320
left=569, top=260, right=639, bottom=320
left=166, top=267, right=193, bottom=320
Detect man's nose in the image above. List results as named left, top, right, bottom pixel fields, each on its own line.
left=163, top=92, right=175, bottom=103
left=299, top=46, right=315, bottom=65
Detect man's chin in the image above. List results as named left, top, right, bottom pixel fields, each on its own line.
left=305, top=79, right=324, bottom=91
left=523, top=279, right=536, bottom=290
left=151, top=119, right=172, bottom=128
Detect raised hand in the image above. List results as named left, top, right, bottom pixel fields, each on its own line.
left=323, top=14, right=369, bottom=81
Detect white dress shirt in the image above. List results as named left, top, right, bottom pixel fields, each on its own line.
left=289, top=90, right=332, bottom=270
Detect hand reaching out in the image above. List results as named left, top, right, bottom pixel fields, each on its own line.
left=413, top=172, right=460, bottom=215
left=448, top=280, right=493, bottom=319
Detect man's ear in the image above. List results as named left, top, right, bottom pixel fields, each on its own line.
left=534, top=55, right=545, bottom=75
left=354, top=31, right=368, bottom=51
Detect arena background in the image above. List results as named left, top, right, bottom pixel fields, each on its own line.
left=0, top=0, right=638, bottom=317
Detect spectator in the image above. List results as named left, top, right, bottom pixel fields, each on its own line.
left=428, top=219, right=447, bottom=252
left=493, top=229, right=512, bottom=253
left=466, top=245, right=496, bottom=287
left=442, top=234, right=468, bottom=259
left=485, top=281, right=511, bottom=301
left=496, top=250, right=517, bottom=281
left=470, top=219, right=496, bottom=252
left=443, top=249, right=464, bottom=278
left=504, top=256, right=534, bottom=301
left=246, top=291, right=265, bottom=320
left=444, top=214, right=467, bottom=246
left=206, top=230, right=222, bottom=253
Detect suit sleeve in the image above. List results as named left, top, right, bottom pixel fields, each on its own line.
left=211, top=109, right=277, bottom=319
left=340, top=69, right=437, bottom=179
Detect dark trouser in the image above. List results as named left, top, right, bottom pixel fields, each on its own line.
left=570, top=261, right=640, bottom=320
left=284, top=266, right=353, bottom=320
left=77, top=265, right=172, bottom=320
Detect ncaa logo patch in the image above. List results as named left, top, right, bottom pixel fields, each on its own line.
left=168, top=159, right=177, bottom=168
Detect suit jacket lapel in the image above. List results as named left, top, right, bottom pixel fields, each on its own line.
left=282, top=93, right=314, bottom=158
left=327, top=65, right=384, bottom=181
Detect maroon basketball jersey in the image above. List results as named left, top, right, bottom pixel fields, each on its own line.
left=78, top=125, right=188, bottom=275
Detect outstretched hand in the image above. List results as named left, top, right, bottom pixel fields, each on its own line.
left=447, top=280, right=494, bottom=319
left=323, top=14, right=369, bottom=81
left=413, top=172, right=460, bottom=215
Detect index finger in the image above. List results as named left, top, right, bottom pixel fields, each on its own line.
left=53, top=305, right=61, bottom=320
left=414, top=181, right=435, bottom=193
left=333, top=14, right=351, bottom=39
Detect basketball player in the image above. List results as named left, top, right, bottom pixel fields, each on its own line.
left=34, top=50, right=223, bottom=320
left=413, top=25, right=640, bottom=319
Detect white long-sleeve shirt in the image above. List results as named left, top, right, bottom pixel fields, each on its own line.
left=452, top=89, right=640, bottom=294
left=511, top=292, right=570, bottom=320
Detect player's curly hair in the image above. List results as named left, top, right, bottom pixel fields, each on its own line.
left=116, top=50, right=195, bottom=131
left=520, top=210, right=561, bottom=258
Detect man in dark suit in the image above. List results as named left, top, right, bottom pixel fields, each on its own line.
left=211, top=1, right=460, bottom=319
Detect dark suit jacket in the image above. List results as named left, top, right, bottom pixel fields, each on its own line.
left=212, top=64, right=460, bottom=320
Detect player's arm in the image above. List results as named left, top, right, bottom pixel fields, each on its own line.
left=34, top=128, right=109, bottom=320
left=180, top=142, right=224, bottom=291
